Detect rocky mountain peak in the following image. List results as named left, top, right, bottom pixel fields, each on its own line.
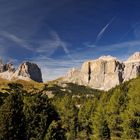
left=127, top=52, right=140, bottom=62
left=98, top=55, right=117, bottom=61
left=63, top=52, right=140, bottom=91
left=14, top=61, right=43, bottom=82
left=0, top=60, right=43, bottom=82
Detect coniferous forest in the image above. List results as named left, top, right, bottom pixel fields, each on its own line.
left=0, top=77, right=140, bottom=140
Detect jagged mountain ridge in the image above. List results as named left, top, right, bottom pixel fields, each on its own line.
left=0, top=60, right=42, bottom=82
left=62, top=52, right=140, bottom=91
left=0, top=52, right=140, bottom=90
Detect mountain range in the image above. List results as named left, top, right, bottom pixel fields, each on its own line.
left=62, top=52, right=140, bottom=90
left=0, top=52, right=140, bottom=91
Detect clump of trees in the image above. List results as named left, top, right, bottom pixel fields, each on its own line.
left=0, top=77, right=140, bottom=140
left=0, top=83, right=65, bottom=140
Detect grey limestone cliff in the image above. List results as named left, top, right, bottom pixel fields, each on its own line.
left=63, top=52, right=140, bottom=90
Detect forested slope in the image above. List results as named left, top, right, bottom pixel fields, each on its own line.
left=0, top=77, right=139, bottom=139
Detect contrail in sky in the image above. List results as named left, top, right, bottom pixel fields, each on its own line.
left=119, top=22, right=140, bottom=42
left=95, top=16, right=116, bottom=44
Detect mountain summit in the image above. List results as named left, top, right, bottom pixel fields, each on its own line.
left=127, top=52, right=140, bottom=62
left=62, top=52, right=140, bottom=90
left=0, top=61, right=42, bottom=82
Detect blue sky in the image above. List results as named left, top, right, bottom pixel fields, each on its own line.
left=0, top=0, right=140, bottom=81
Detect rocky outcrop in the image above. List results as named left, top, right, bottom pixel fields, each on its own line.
left=63, top=52, right=140, bottom=91
left=123, top=52, right=140, bottom=81
left=13, top=62, right=43, bottom=82
left=66, top=68, right=86, bottom=85
left=0, top=60, right=15, bottom=73
left=127, top=52, right=140, bottom=61
left=0, top=60, right=43, bottom=82
left=81, top=56, right=124, bottom=90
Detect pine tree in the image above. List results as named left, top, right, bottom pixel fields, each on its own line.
left=121, top=80, right=140, bottom=139
left=0, top=83, right=26, bottom=140
left=78, top=99, right=95, bottom=139
left=52, top=95, right=78, bottom=140
left=92, top=103, right=110, bottom=140
left=24, top=93, right=59, bottom=140
left=44, top=120, right=66, bottom=140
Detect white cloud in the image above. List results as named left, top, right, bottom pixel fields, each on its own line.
left=102, top=40, right=140, bottom=52
left=71, top=40, right=140, bottom=62
left=0, top=31, right=33, bottom=51
left=133, top=23, right=140, bottom=40
left=36, top=31, right=70, bottom=56
left=0, top=30, right=70, bottom=58
left=31, top=56, right=84, bottom=81
left=0, top=44, right=6, bottom=60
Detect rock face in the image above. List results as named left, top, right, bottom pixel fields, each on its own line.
left=127, top=52, right=140, bottom=61
left=0, top=60, right=43, bottom=82
left=63, top=52, right=140, bottom=91
left=123, top=52, right=140, bottom=81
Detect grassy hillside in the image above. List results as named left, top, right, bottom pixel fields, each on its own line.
left=0, top=78, right=101, bottom=96
left=0, top=78, right=44, bottom=92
